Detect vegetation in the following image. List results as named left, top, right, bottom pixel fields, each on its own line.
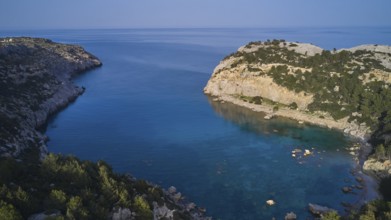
left=0, top=154, right=197, bottom=219
left=0, top=38, right=206, bottom=220
left=224, top=40, right=391, bottom=218
left=227, top=39, right=391, bottom=159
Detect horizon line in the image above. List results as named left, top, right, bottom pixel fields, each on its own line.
left=1, top=25, right=391, bottom=31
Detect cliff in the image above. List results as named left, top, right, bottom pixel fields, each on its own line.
left=204, top=39, right=391, bottom=178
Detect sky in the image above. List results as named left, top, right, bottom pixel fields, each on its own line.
left=0, top=0, right=390, bottom=29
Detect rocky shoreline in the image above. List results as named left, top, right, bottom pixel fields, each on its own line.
left=0, top=37, right=102, bottom=158
left=0, top=37, right=210, bottom=219
left=207, top=94, right=380, bottom=206
left=204, top=40, right=391, bottom=181
left=203, top=40, right=391, bottom=217
left=206, top=94, right=370, bottom=141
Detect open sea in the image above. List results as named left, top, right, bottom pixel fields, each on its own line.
left=2, top=27, right=390, bottom=219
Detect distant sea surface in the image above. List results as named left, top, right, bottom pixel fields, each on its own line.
left=2, top=27, right=391, bottom=219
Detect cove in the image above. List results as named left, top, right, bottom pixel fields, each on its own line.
left=8, top=28, right=388, bottom=219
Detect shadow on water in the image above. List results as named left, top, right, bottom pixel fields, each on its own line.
left=205, top=96, right=378, bottom=219
left=206, top=95, right=347, bottom=150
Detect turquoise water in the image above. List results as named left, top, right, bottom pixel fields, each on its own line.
left=3, top=28, right=390, bottom=219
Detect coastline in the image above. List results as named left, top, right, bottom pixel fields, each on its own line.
left=0, top=37, right=210, bottom=219
left=206, top=93, right=381, bottom=210
left=207, top=94, right=370, bottom=140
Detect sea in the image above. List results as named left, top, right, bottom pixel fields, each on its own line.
left=2, top=27, right=391, bottom=219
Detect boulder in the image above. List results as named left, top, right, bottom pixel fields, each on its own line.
left=284, top=212, right=297, bottom=220
left=153, top=202, right=175, bottom=220
left=363, top=158, right=391, bottom=178
left=168, top=186, right=177, bottom=194
left=112, top=207, right=132, bottom=220
left=266, top=199, right=275, bottom=206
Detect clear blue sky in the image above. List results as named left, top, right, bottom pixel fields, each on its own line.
left=0, top=0, right=390, bottom=29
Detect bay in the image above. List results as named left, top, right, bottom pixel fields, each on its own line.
left=2, top=27, right=390, bottom=219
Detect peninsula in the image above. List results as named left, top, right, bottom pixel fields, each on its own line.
left=204, top=39, right=391, bottom=218
left=0, top=37, right=208, bottom=219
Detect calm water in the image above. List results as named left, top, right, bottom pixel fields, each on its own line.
left=3, top=28, right=391, bottom=219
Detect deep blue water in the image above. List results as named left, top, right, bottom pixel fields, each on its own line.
left=2, top=27, right=391, bottom=219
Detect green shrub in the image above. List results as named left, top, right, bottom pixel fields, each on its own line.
left=133, top=196, right=152, bottom=220
left=0, top=200, right=23, bottom=220
left=321, top=211, right=340, bottom=220
left=375, top=144, right=386, bottom=160
left=289, top=102, right=298, bottom=110
left=66, top=196, right=89, bottom=219
left=44, top=189, right=67, bottom=212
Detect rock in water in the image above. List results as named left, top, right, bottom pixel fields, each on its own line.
left=308, top=203, right=336, bottom=216
left=342, top=186, right=353, bottom=193
left=284, top=212, right=297, bottom=220
left=266, top=200, right=275, bottom=206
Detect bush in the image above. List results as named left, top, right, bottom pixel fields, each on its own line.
left=44, top=189, right=67, bottom=212
left=66, top=196, right=89, bottom=219
left=375, top=144, right=386, bottom=160
left=289, top=102, right=298, bottom=110
left=0, top=201, right=22, bottom=220
left=133, top=196, right=152, bottom=219
left=321, top=211, right=340, bottom=220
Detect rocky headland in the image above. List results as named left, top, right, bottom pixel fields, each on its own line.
left=0, top=37, right=209, bottom=219
left=204, top=40, right=391, bottom=217
left=0, top=37, right=102, bottom=158
left=204, top=40, right=391, bottom=193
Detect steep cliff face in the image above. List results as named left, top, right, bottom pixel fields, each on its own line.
left=204, top=39, right=391, bottom=177
left=0, top=37, right=102, bottom=158
left=204, top=59, right=313, bottom=110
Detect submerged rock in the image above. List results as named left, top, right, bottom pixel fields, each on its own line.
left=342, top=186, right=353, bottom=193
left=308, top=203, right=336, bottom=216
left=284, top=212, right=297, bottom=220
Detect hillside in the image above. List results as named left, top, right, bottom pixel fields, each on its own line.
left=204, top=39, right=391, bottom=179
left=0, top=37, right=208, bottom=219
left=0, top=37, right=102, bottom=158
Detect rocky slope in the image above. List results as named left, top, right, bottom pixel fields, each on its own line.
left=0, top=37, right=102, bottom=158
left=0, top=37, right=210, bottom=219
left=204, top=39, right=391, bottom=178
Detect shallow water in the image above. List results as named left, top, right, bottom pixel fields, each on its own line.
left=2, top=28, right=390, bottom=219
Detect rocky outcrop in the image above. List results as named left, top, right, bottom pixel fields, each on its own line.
left=363, top=159, right=391, bottom=178
left=205, top=62, right=313, bottom=109
left=0, top=37, right=102, bottom=158
left=338, top=44, right=391, bottom=69
left=111, top=207, right=133, bottom=220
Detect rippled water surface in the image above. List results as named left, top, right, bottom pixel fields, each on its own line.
left=3, top=27, right=390, bottom=219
